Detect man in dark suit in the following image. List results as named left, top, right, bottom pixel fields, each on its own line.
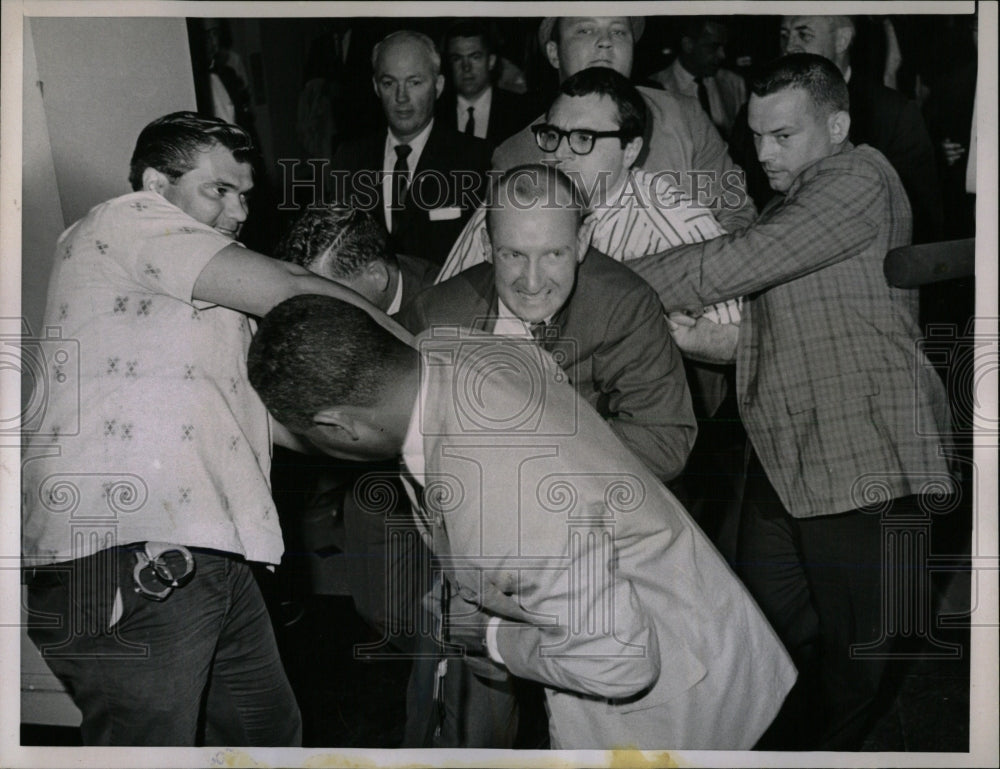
left=729, top=14, right=943, bottom=243
left=331, top=30, right=492, bottom=267
left=437, top=19, right=532, bottom=148
left=275, top=203, right=435, bottom=315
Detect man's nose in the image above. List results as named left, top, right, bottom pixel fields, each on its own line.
left=552, top=133, right=574, bottom=162
left=522, top=258, right=544, bottom=292
left=395, top=83, right=409, bottom=102
left=756, top=136, right=777, bottom=163
left=227, top=194, right=249, bottom=223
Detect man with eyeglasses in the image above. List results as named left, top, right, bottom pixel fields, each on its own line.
left=492, top=16, right=756, bottom=232
left=438, top=68, right=741, bottom=402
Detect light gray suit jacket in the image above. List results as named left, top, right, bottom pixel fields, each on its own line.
left=408, top=332, right=796, bottom=748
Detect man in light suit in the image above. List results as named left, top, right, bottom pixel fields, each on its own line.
left=437, top=18, right=532, bottom=148
left=493, top=16, right=756, bottom=232
left=330, top=30, right=492, bottom=267
left=651, top=17, right=747, bottom=141
left=627, top=53, right=954, bottom=750
left=248, top=288, right=797, bottom=750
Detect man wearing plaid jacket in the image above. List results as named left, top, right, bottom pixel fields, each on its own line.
left=627, top=53, right=954, bottom=750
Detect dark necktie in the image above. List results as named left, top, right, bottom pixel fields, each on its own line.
left=465, top=106, right=476, bottom=136
left=694, top=76, right=712, bottom=120
left=529, top=321, right=548, bottom=343
left=391, top=144, right=412, bottom=232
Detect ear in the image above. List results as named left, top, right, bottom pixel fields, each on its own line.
left=372, top=76, right=380, bottom=97
left=434, top=73, right=445, bottom=99
left=488, top=53, right=497, bottom=73
left=680, top=36, right=695, bottom=55
left=479, top=226, right=494, bottom=263
left=545, top=40, right=561, bottom=71
left=312, top=407, right=361, bottom=442
left=141, top=167, right=170, bottom=195
left=827, top=110, right=851, bottom=145
left=622, top=136, right=643, bottom=170
left=366, top=260, right=391, bottom=293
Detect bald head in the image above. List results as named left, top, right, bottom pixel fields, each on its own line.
left=780, top=16, right=854, bottom=73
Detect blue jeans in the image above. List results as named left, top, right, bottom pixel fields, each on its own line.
left=26, top=546, right=302, bottom=746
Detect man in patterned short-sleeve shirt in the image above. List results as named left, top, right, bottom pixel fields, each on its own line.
left=21, top=112, right=407, bottom=746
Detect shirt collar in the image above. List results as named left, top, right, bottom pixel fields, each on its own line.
left=457, top=87, right=492, bottom=113
left=400, top=367, right=426, bottom=480
left=496, top=294, right=553, bottom=330
left=385, top=118, right=434, bottom=164
left=386, top=269, right=405, bottom=316
left=673, top=58, right=703, bottom=86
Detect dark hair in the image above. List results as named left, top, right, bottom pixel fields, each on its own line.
left=443, top=18, right=498, bottom=57
left=275, top=205, right=391, bottom=279
left=751, top=53, right=849, bottom=116
left=484, top=163, right=585, bottom=236
left=128, top=111, right=255, bottom=191
left=556, top=67, right=647, bottom=145
left=678, top=16, right=727, bottom=44
left=247, top=295, right=409, bottom=431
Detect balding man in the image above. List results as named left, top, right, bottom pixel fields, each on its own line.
left=493, top=16, right=756, bottom=232
left=331, top=30, right=492, bottom=267
left=730, top=15, right=942, bottom=243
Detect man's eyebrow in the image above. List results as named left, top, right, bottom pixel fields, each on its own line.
left=793, top=23, right=814, bottom=33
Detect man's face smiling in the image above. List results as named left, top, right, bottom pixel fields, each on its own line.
left=749, top=87, right=838, bottom=192
left=448, top=35, right=495, bottom=100
left=543, top=92, right=639, bottom=207
left=374, top=38, right=444, bottom=142
left=548, top=17, right=634, bottom=81
left=161, top=143, right=253, bottom=238
left=486, top=205, right=582, bottom=324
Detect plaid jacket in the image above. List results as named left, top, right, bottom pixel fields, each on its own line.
left=629, top=144, right=953, bottom=517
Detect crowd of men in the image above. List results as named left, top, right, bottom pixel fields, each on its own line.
left=23, top=13, right=969, bottom=754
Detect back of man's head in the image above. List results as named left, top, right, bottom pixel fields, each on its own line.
left=248, top=295, right=407, bottom=432
left=556, top=67, right=647, bottom=147
left=128, top=111, right=254, bottom=191
left=751, top=52, right=849, bottom=118
left=485, top=163, right=585, bottom=237
left=276, top=205, right=392, bottom=281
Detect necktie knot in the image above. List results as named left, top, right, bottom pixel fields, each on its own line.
left=394, top=143, right=412, bottom=162
left=529, top=321, right=548, bottom=342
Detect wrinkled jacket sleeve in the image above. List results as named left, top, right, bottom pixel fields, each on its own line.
left=626, top=157, right=884, bottom=311
left=593, top=282, right=697, bottom=481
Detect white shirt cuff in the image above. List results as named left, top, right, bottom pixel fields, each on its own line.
left=485, top=616, right=504, bottom=663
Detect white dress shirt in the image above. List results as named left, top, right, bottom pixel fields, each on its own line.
left=457, top=88, right=493, bottom=140
left=382, top=119, right=434, bottom=232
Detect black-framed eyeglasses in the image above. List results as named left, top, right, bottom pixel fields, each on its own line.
left=531, top=123, right=628, bottom=156
left=132, top=542, right=195, bottom=601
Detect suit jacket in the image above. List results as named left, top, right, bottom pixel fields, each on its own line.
left=730, top=75, right=943, bottom=243
left=627, top=144, right=953, bottom=517
left=395, top=252, right=438, bottom=313
left=400, top=249, right=697, bottom=481
left=330, top=121, right=492, bottom=266
left=437, top=86, right=532, bottom=148
left=408, top=333, right=796, bottom=749
left=492, top=85, right=757, bottom=232
left=652, top=60, right=747, bottom=139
